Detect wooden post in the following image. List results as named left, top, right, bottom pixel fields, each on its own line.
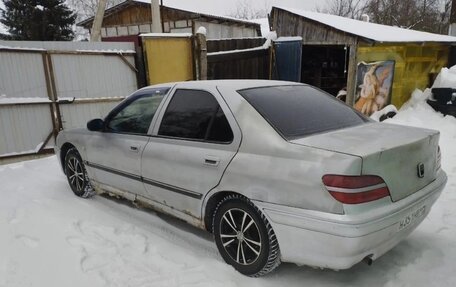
left=42, top=52, right=62, bottom=138
left=193, top=34, right=199, bottom=81
left=196, top=31, right=207, bottom=80
left=269, top=46, right=273, bottom=80
left=450, top=0, right=456, bottom=36
left=160, top=0, right=165, bottom=33
left=151, top=0, right=162, bottom=33
left=346, top=44, right=358, bottom=107
left=90, top=0, right=108, bottom=41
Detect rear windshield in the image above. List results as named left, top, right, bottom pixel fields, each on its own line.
left=238, top=85, right=369, bottom=140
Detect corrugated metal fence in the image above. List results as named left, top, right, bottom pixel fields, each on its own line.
left=0, top=41, right=138, bottom=158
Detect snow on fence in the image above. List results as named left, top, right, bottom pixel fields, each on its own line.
left=0, top=41, right=138, bottom=158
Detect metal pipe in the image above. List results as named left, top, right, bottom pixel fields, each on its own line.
left=363, top=255, right=373, bottom=266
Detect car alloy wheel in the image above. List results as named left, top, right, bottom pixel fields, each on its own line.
left=219, top=208, right=262, bottom=265
left=213, top=194, right=281, bottom=277
left=67, top=157, right=84, bottom=192
left=64, top=148, right=94, bottom=198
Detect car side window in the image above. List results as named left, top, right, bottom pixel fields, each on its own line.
left=107, top=88, right=168, bottom=135
left=158, top=89, right=234, bottom=143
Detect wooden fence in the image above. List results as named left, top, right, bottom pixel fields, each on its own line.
left=207, top=38, right=266, bottom=53
left=206, top=37, right=270, bottom=80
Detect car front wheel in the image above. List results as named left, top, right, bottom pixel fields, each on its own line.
left=213, top=194, right=281, bottom=277
left=64, top=148, right=94, bottom=198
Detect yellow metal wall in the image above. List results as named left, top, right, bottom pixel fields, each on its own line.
left=143, top=36, right=194, bottom=85
left=357, top=44, right=449, bottom=107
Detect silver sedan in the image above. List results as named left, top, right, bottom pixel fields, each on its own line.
left=55, top=80, right=447, bottom=276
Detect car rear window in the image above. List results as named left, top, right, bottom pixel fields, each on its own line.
left=238, top=85, right=369, bottom=140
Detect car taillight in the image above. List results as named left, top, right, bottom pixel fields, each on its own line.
left=322, top=175, right=391, bottom=204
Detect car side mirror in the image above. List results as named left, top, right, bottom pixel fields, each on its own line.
left=87, top=118, right=105, bottom=132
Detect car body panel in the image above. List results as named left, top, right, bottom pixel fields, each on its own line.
left=140, top=83, right=242, bottom=218
left=56, top=128, right=90, bottom=166
left=84, top=132, right=148, bottom=197
left=292, top=122, right=440, bottom=202
left=212, top=85, right=359, bottom=214
left=255, top=169, right=447, bottom=269
left=65, top=86, right=174, bottom=199
left=55, top=80, right=447, bottom=270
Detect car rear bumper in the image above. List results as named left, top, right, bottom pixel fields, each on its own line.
left=253, top=170, right=447, bottom=270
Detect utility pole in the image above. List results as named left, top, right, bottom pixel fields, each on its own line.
left=90, top=0, right=108, bottom=41
left=151, top=0, right=163, bottom=33
left=450, top=0, right=456, bottom=36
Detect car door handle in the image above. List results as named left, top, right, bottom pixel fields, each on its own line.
left=204, top=156, right=220, bottom=166
left=130, top=145, right=140, bottom=153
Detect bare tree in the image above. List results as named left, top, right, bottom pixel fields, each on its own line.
left=439, top=0, right=452, bottom=34
left=67, top=0, right=123, bottom=40
left=68, top=0, right=99, bottom=19
left=229, top=0, right=271, bottom=19
left=319, top=0, right=450, bottom=34
left=317, top=0, right=367, bottom=19
left=363, top=0, right=446, bottom=33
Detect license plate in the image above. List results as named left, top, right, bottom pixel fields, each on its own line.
left=398, top=205, right=426, bottom=231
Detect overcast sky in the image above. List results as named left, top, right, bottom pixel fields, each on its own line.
left=0, top=0, right=323, bottom=35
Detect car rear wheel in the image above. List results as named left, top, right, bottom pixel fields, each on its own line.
left=212, top=194, right=281, bottom=277
left=64, top=148, right=94, bottom=198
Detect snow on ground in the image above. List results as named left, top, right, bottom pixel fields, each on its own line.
left=1, top=100, right=456, bottom=287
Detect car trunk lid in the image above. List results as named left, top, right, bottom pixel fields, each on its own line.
left=291, top=123, right=440, bottom=202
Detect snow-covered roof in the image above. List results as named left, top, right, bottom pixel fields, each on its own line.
left=137, top=0, right=259, bottom=26
left=78, top=0, right=260, bottom=29
left=276, top=36, right=303, bottom=42
left=249, top=18, right=270, bottom=37
left=275, top=6, right=456, bottom=43
left=0, top=40, right=135, bottom=53
left=140, top=33, right=192, bottom=38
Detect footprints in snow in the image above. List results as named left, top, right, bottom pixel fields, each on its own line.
left=15, top=235, right=39, bottom=248
left=66, top=220, right=218, bottom=286
left=7, top=210, right=21, bottom=225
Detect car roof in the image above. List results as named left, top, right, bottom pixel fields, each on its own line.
left=138, top=80, right=305, bottom=93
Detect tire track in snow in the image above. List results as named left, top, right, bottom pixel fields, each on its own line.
left=65, top=219, right=226, bottom=287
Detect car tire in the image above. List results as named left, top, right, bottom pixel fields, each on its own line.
left=64, top=148, right=94, bottom=198
left=212, top=194, right=281, bottom=277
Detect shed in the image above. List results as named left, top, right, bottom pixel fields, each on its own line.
left=78, top=0, right=262, bottom=40
left=271, top=6, right=456, bottom=115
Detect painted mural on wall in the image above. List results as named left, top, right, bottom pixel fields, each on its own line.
left=354, top=61, right=395, bottom=116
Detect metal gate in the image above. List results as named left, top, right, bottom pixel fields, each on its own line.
left=0, top=41, right=138, bottom=159
left=272, top=37, right=302, bottom=82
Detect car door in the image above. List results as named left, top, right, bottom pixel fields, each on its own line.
left=85, top=87, right=170, bottom=198
left=141, top=85, right=241, bottom=219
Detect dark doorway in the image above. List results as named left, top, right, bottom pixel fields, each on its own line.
left=301, top=45, right=348, bottom=96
